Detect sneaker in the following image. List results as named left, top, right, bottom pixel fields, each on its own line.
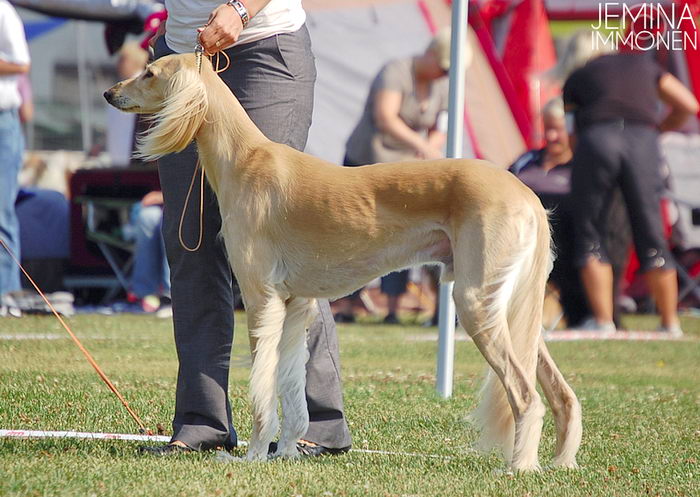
left=618, top=295, right=638, bottom=313
left=0, top=304, right=22, bottom=318
left=0, top=293, right=22, bottom=318
left=656, top=324, right=683, bottom=337
left=156, top=305, right=173, bottom=319
left=267, top=440, right=350, bottom=457
left=574, top=317, right=616, bottom=332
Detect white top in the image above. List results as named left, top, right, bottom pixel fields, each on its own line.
left=0, top=0, right=30, bottom=110
left=164, top=0, right=306, bottom=54
left=106, top=106, right=136, bottom=166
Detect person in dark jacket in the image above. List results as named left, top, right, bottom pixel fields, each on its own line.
left=563, top=51, right=698, bottom=334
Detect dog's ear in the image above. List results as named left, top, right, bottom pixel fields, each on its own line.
left=135, top=67, right=208, bottom=161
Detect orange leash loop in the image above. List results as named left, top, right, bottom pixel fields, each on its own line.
left=0, top=237, right=148, bottom=433
left=178, top=159, right=205, bottom=252
left=177, top=48, right=230, bottom=252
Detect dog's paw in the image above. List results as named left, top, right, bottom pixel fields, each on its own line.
left=551, top=457, right=579, bottom=469
left=271, top=447, right=301, bottom=460
left=507, top=462, right=542, bottom=474
left=245, top=449, right=270, bottom=462
left=214, top=450, right=244, bottom=463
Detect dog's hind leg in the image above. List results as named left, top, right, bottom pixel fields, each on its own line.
left=274, top=297, right=317, bottom=458
left=456, top=286, right=545, bottom=472
left=245, top=292, right=287, bottom=461
left=536, top=337, right=582, bottom=468
left=454, top=214, right=547, bottom=472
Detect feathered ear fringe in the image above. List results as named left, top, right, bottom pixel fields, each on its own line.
left=135, top=69, right=208, bottom=161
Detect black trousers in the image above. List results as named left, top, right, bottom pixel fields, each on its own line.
left=571, top=121, right=672, bottom=273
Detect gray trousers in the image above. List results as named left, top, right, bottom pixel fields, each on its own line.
left=154, top=26, right=351, bottom=451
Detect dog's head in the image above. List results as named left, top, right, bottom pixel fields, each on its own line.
left=104, top=53, right=210, bottom=160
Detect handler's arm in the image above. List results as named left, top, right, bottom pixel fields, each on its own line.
left=198, top=0, right=274, bottom=54
left=0, top=59, right=29, bottom=76
left=658, top=72, right=699, bottom=132
left=427, top=130, right=446, bottom=152
left=374, top=89, right=442, bottom=160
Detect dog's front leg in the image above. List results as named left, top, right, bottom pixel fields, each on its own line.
left=275, top=298, right=317, bottom=458
left=245, top=293, right=287, bottom=461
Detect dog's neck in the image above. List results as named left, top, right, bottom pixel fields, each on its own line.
left=195, top=70, right=268, bottom=193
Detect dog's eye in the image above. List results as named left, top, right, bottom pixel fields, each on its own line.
left=142, top=70, right=154, bottom=79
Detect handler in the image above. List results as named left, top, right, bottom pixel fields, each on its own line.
left=140, top=0, right=352, bottom=456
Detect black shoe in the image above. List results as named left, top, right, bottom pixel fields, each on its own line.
left=138, top=443, right=195, bottom=456
left=267, top=440, right=350, bottom=457
left=297, top=440, right=350, bottom=457
left=333, top=312, right=355, bottom=323
left=383, top=313, right=399, bottom=324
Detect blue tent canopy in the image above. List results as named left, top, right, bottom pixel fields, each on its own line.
left=23, top=18, right=67, bottom=41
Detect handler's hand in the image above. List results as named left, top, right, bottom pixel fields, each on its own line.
left=415, top=143, right=444, bottom=160
left=198, top=4, right=244, bottom=54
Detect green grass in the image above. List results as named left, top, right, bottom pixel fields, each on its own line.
left=1, top=312, right=698, bottom=496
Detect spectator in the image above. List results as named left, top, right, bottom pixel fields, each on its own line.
left=125, top=190, right=170, bottom=315
left=106, top=43, right=149, bottom=167
left=510, top=98, right=631, bottom=328
left=340, top=28, right=452, bottom=323
left=0, top=0, right=30, bottom=318
left=563, top=51, right=699, bottom=334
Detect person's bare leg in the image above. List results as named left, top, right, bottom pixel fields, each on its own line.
left=334, top=297, right=354, bottom=316
left=645, top=268, right=680, bottom=329
left=580, top=258, right=614, bottom=324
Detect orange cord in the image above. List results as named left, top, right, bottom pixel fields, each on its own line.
left=0, top=48, right=235, bottom=432
left=178, top=160, right=205, bottom=252
left=177, top=49, right=230, bottom=252
left=0, top=237, right=148, bottom=433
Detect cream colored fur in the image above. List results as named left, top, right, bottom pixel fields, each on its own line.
left=105, top=54, right=582, bottom=470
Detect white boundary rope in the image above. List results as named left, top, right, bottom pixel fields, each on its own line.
left=351, top=448, right=451, bottom=459
left=1, top=430, right=453, bottom=459
left=0, top=429, right=170, bottom=443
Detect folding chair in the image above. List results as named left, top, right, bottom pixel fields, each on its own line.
left=667, top=193, right=700, bottom=304
left=73, top=195, right=138, bottom=302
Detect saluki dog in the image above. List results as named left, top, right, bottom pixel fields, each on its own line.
left=105, top=54, right=582, bottom=471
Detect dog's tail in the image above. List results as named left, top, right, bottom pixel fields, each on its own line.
left=469, top=201, right=551, bottom=464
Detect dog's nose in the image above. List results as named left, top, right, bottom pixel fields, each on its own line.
left=103, top=89, right=113, bottom=102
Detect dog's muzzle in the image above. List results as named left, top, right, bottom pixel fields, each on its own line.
left=103, top=89, right=116, bottom=105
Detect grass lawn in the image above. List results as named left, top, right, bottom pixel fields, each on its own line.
left=0, top=312, right=698, bottom=496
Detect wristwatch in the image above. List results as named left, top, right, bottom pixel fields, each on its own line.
left=226, top=0, right=250, bottom=28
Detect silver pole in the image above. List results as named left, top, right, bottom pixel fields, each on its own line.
left=77, top=21, right=92, bottom=152
left=436, top=0, right=468, bottom=399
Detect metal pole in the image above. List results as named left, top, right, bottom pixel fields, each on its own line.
left=77, top=21, right=92, bottom=152
left=436, top=0, right=468, bottom=399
